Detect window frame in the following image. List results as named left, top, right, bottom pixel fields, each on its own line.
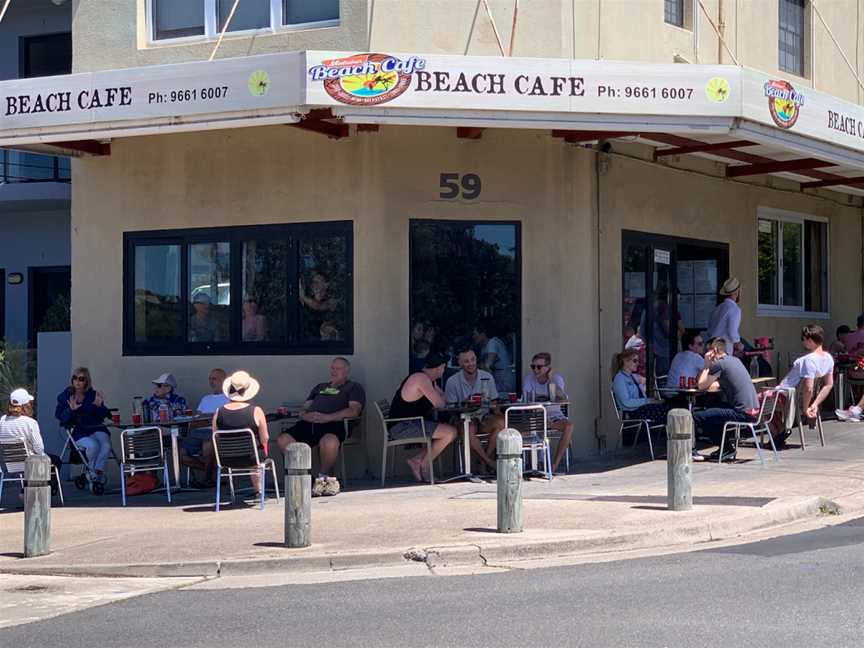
left=123, top=221, right=353, bottom=356
left=146, top=0, right=340, bottom=45
left=664, top=0, right=686, bottom=28
left=778, top=0, right=808, bottom=77
left=756, top=207, right=829, bottom=319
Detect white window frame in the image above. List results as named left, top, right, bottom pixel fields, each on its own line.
left=146, top=0, right=340, bottom=46
left=756, top=206, right=829, bottom=319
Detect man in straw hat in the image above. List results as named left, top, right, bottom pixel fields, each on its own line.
left=276, top=357, right=365, bottom=497
left=706, top=277, right=743, bottom=355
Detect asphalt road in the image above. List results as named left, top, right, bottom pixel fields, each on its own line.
left=3, top=518, right=864, bottom=648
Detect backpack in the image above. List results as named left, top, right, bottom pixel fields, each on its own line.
left=125, top=471, right=159, bottom=496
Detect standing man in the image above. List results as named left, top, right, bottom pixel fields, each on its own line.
left=693, top=338, right=760, bottom=462
left=472, top=323, right=514, bottom=393
left=277, top=357, right=364, bottom=497
left=444, top=347, right=503, bottom=471
left=706, top=278, right=743, bottom=354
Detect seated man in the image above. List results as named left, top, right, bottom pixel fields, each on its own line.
left=693, top=338, right=760, bottom=462
left=142, top=373, right=187, bottom=421
left=523, top=352, right=573, bottom=473
left=179, top=368, right=228, bottom=487
left=389, top=353, right=458, bottom=482
left=666, top=332, right=704, bottom=389
left=444, top=348, right=503, bottom=471
left=277, top=357, right=364, bottom=497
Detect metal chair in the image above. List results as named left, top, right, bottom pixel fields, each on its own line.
left=542, top=402, right=571, bottom=473
left=504, top=404, right=552, bottom=480
left=609, top=388, right=663, bottom=460
left=119, top=426, right=171, bottom=506
left=338, top=416, right=362, bottom=485
left=212, top=428, right=279, bottom=511
left=59, top=426, right=119, bottom=495
left=0, top=440, right=64, bottom=506
left=718, top=390, right=780, bottom=466
left=795, top=377, right=827, bottom=449
left=375, top=399, right=435, bottom=486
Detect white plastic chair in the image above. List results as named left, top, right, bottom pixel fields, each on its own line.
left=212, top=428, right=279, bottom=511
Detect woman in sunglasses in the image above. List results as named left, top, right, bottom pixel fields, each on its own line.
left=55, top=367, right=112, bottom=484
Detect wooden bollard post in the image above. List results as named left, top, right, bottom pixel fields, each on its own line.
left=496, top=428, right=523, bottom=533
left=666, top=409, right=693, bottom=511
left=24, top=455, right=52, bottom=558
left=284, top=443, right=312, bottom=548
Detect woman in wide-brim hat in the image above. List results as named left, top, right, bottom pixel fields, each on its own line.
left=211, top=371, right=269, bottom=497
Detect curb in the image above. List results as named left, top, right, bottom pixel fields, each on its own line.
left=0, top=495, right=850, bottom=579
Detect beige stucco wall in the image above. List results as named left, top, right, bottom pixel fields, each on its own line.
left=71, top=125, right=597, bottom=476
left=596, top=151, right=863, bottom=441
left=73, top=1, right=864, bottom=105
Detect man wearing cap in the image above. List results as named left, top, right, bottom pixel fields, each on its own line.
left=276, top=357, right=365, bottom=497
left=706, top=277, right=744, bottom=354
left=189, top=292, right=218, bottom=343
left=0, top=388, right=63, bottom=490
left=142, top=373, right=187, bottom=422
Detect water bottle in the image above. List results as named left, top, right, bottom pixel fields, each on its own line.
left=749, top=355, right=759, bottom=379
left=480, top=377, right=491, bottom=406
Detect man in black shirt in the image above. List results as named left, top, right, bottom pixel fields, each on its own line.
left=277, top=357, right=365, bottom=496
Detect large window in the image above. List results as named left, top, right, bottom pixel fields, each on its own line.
left=149, top=0, right=339, bottom=41
left=757, top=208, right=827, bottom=315
left=664, top=0, right=684, bottom=27
left=124, top=222, right=352, bottom=355
left=409, top=220, right=521, bottom=393
left=779, top=0, right=807, bottom=76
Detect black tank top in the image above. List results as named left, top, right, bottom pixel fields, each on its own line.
left=390, top=374, right=434, bottom=420
left=215, top=404, right=259, bottom=435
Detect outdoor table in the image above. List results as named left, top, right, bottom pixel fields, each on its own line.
left=435, top=403, right=487, bottom=483
left=658, top=377, right=776, bottom=413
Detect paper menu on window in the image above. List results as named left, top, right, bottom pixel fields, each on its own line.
left=694, top=294, right=717, bottom=329
left=678, top=294, right=695, bottom=329
left=677, top=261, right=694, bottom=294
left=692, top=260, right=717, bottom=294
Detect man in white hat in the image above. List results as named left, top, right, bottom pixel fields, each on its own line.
left=706, top=277, right=743, bottom=354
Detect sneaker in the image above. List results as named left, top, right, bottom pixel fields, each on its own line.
left=322, top=477, right=341, bottom=497
left=835, top=406, right=862, bottom=422
left=691, top=450, right=705, bottom=462
left=312, top=477, right=327, bottom=497
left=708, top=445, right=737, bottom=462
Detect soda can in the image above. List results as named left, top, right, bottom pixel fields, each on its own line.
left=679, top=376, right=686, bottom=389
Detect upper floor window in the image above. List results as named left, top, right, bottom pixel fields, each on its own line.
left=664, top=0, right=684, bottom=27
left=149, top=0, right=339, bottom=41
left=20, top=33, right=72, bottom=78
left=124, top=221, right=353, bottom=355
left=757, top=208, right=828, bottom=316
left=779, top=0, right=807, bottom=76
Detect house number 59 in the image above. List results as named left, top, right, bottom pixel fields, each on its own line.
left=439, top=173, right=482, bottom=200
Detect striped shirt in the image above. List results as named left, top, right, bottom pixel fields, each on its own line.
left=0, top=415, right=44, bottom=455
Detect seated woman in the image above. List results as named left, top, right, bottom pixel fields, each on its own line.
left=0, top=388, right=62, bottom=492
left=611, top=349, right=669, bottom=425
left=55, top=367, right=112, bottom=485
left=212, top=370, right=270, bottom=497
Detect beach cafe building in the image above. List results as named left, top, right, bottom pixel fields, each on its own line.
left=2, top=50, right=864, bottom=475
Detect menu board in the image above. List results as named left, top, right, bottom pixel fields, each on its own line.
left=678, top=259, right=718, bottom=329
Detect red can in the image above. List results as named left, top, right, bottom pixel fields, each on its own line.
left=131, top=413, right=142, bottom=425
left=111, top=412, right=121, bottom=425
left=159, top=408, right=169, bottom=423
left=689, top=377, right=697, bottom=389
left=679, top=376, right=686, bottom=389
left=470, top=394, right=482, bottom=405
left=508, top=392, right=518, bottom=403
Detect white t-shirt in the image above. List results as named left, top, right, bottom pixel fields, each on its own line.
left=778, top=351, right=834, bottom=389
left=666, top=351, right=704, bottom=388
left=445, top=369, right=498, bottom=404
left=0, top=415, right=44, bottom=455
left=197, top=393, right=230, bottom=414
left=522, top=373, right=567, bottom=421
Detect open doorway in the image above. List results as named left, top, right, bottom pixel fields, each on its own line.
left=28, top=266, right=71, bottom=348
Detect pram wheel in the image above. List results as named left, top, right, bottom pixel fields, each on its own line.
left=92, top=482, right=105, bottom=496
left=74, top=474, right=87, bottom=490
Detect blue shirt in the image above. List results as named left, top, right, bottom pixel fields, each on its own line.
left=55, top=388, right=110, bottom=440
left=143, top=392, right=187, bottom=421
left=612, top=371, right=651, bottom=411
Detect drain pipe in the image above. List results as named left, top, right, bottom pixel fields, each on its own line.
left=594, top=149, right=607, bottom=453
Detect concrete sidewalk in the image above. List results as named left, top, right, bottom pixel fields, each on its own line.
left=2, top=421, right=864, bottom=578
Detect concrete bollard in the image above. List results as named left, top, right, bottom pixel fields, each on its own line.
left=496, top=428, right=523, bottom=533
left=284, top=443, right=312, bottom=548
left=24, top=455, right=52, bottom=558
left=666, top=409, right=693, bottom=511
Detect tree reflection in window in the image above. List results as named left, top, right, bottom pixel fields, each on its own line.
left=299, top=236, right=349, bottom=343
left=243, top=240, right=288, bottom=342
left=134, top=244, right=182, bottom=343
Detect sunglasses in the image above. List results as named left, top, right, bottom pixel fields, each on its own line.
left=72, top=375, right=87, bottom=382
left=530, top=364, right=547, bottom=370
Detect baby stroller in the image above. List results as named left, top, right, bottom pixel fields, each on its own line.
left=59, top=426, right=118, bottom=495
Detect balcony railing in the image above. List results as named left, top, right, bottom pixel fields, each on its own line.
left=0, top=149, right=70, bottom=183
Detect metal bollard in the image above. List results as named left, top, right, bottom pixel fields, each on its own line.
left=24, top=455, right=52, bottom=558
left=496, top=428, right=523, bottom=533
left=666, top=409, right=693, bottom=511
left=284, top=443, right=312, bottom=548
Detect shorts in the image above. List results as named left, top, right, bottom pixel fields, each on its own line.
left=181, top=428, right=212, bottom=456
left=283, top=420, right=346, bottom=447
left=388, top=419, right=438, bottom=441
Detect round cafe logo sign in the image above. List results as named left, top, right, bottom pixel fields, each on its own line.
left=308, top=53, right=426, bottom=106
left=764, top=80, right=804, bottom=129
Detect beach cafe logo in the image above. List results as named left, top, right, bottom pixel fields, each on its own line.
left=308, top=53, right=426, bottom=106
left=764, top=79, right=804, bottom=129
